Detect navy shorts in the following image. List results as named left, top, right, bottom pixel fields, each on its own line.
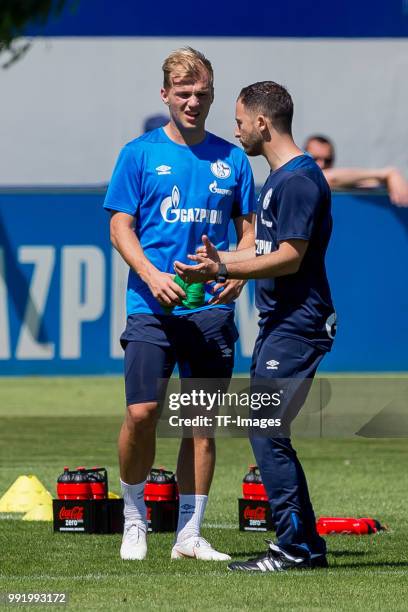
left=250, top=332, right=325, bottom=428
left=122, top=308, right=238, bottom=405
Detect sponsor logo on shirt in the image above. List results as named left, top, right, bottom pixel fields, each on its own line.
left=266, top=359, right=280, bottom=370
left=261, top=212, right=273, bottom=228
left=210, top=159, right=231, bottom=179
left=160, top=186, right=223, bottom=225
left=255, top=239, right=273, bottom=255
left=209, top=180, right=232, bottom=196
left=156, top=165, right=172, bottom=175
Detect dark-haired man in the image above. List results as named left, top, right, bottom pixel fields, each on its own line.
left=175, top=81, right=336, bottom=572
left=305, top=134, right=408, bottom=206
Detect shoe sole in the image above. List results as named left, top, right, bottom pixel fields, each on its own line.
left=120, top=553, right=147, bottom=561
left=120, top=546, right=147, bottom=561
left=171, top=549, right=190, bottom=560
left=171, top=547, right=230, bottom=561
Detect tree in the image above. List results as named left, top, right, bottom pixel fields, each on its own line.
left=0, top=0, right=73, bottom=68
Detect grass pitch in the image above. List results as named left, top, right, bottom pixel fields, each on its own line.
left=0, top=377, right=408, bottom=611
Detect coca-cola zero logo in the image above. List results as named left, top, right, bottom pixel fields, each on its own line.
left=59, top=506, right=84, bottom=521
left=244, top=505, right=266, bottom=521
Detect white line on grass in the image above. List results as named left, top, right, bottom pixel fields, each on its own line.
left=0, top=514, right=24, bottom=520
left=203, top=523, right=236, bottom=529
left=2, top=570, right=408, bottom=581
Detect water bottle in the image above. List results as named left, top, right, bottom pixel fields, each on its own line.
left=242, top=465, right=268, bottom=501
left=88, top=467, right=108, bottom=499
left=316, top=516, right=385, bottom=535
left=57, top=466, right=91, bottom=500
left=144, top=467, right=177, bottom=502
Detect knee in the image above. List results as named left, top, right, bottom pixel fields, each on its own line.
left=126, top=402, right=159, bottom=432
left=250, top=436, right=295, bottom=466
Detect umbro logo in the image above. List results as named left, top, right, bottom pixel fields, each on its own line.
left=156, top=165, right=172, bottom=175
left=181, top=503, right=195, bottom=512
left=266, top=359, right=280, bottom=370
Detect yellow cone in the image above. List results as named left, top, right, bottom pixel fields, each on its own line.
left=108, top=491, right=120, bottom=499
left=22, top=503, right=53, bottom=522
left=0, top=475, right=52, bottom=513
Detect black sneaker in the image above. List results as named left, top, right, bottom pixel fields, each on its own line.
left=228, top=540, right=312, bottom=572
left=310, top=553, right=329, bottom=569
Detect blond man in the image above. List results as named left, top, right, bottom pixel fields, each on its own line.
left=104, top=47, right=255, bottom=560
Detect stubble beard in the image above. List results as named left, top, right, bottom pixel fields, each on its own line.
left=242, top=138, right=263, bottom=157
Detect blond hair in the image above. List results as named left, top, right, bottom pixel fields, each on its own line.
left=162, top=47, right=214, bottom=89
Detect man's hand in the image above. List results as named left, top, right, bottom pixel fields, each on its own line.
left=195, top=235, right=221, bottom=262
left=146, top=270, right=186, bottom=307
left=207, top=279, right=246, bottom=305
left=174, top=235, right=221, bottom=283
left=386, top=168, right=408, bottom=207
left=174, top=256, right=218, bottom=283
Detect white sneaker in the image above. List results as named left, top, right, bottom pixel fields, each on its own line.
left=120, top=521, right=147, bottom=560
left=171, top=536, right=231, bottom=561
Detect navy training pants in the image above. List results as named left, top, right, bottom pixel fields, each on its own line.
left=250, top=332, right=327, bottom=557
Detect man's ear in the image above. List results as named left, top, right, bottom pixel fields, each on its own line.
left=257, top=114, right=268, bottom=133
left=160, top=87, right=169, bottom=105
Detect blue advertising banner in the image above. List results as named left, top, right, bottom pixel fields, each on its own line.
left=24, top=0, right=408, bottom=38
left=0, top=188, right=407, bottom=374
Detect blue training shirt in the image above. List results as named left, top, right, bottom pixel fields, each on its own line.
left=255, top=154, right=336, bottom=351
left=104, top=127, right=255, bottom=316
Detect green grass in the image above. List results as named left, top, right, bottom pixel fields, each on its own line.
left=0, top=377, right=408, bottom=611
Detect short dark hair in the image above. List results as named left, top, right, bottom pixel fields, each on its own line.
left=304, top=134, right=334, bottom=149
left=304, top=134, right=335, bottom=164
left=238, top=81, right=293, bottom=135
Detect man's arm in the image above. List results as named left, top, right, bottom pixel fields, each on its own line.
left=232, top=213, right=256, bottom=250
left=175, top=239, right=308, bottom=283
left=196, top=239, right=254, bottom=264
left=220, top=246, right=255, bottom=263
left=195, top=215, right=256, bottom=265
left=110, top=211, right=185, bottom=307
left=205, top=212, right=255, bottom=305
left=220, top=214, right=256, bottom=263
left=324, top=167, right=408, bottom=207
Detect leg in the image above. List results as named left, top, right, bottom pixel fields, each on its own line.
left=174, top=398, right=218, bottom=554
left=119, top=340, right=175, bottom=560
left=250, top=436, right=321, bottom=551
left=176, top=437, right=215, bottom=495
left=176, top=308, right=237, bottom=495
left=171, top=309, right=236, bottom=560
left=171, top=437, right=225, bottom=560
left=118, top=401, right=159, bottom=485
left=229, top=335, right=328, bottom=572
left=250, top=335, right=326, bottom=557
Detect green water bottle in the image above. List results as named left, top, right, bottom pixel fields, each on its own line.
left=162, top=275, right=205, bottom=314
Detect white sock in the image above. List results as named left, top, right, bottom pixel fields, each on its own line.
left=120, top=479, right=147, bottom=527
left=176, top=494, right=208, bottom=542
